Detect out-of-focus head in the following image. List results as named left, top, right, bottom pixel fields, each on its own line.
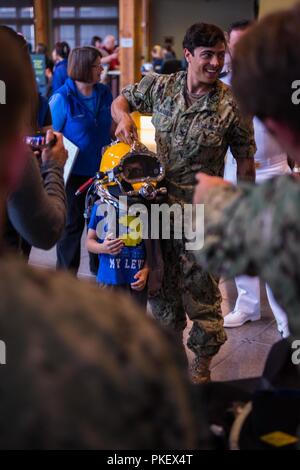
left=103, top=34, right=116, bottom=51
left=0, top=26, right=38, bottom=194
left=0, top=276, right=205, bottom=449
left=68, top=46, right=103, bottom=84
left=52, top=41, right=70, bottom=62
left=91, top=35, right=102, bottom=50
left=151, top=45, right=163, bottom=59
left=228, top=20, right=253, bottom=57
left=232, top=5, right=300, bottom=159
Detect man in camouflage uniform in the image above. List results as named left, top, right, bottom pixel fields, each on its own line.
left=193, top=6, right=300, bottom=351
left=112, top=23, right=256, bottom=382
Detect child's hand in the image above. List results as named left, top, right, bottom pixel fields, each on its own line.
left=102, top=233, right=124, bottom=255
left=131, top=267, right=149, bottom=291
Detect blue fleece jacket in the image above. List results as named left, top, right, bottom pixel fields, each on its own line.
left=52, top=59, right=68, bottom=93
left=50, top=78, right=112, bottom=176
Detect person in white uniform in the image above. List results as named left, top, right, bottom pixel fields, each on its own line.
left=222, top=20, right=290, bottom=338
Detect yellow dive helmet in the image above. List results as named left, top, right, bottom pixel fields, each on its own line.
left=95, top=140, right=166, bottom=206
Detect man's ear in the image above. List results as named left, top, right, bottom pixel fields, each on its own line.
left=183, top=48, right=192, bottom=63
left=264, top=118, right=300, bottom=147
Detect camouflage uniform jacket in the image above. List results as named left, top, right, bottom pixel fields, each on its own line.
left=198, top=174, right=300, bottom=343
left=122, top=71, right=256, bottom=202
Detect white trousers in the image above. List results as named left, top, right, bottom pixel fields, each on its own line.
left=234, top=275, right=289, bottom=331
left=224, top=153, right=290, bottom=330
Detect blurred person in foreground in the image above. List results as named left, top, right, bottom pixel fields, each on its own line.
left=1, top=26, right=67, bottom=255
left=221, top=20, right=290, bottom=337
left=0, top=27, right=204, bottom=449
left=193, top=5, right=300, bottom=352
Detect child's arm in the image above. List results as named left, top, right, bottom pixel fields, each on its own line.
left=131, top=263, right=150, bottom=291
left=86, top=229, right=124, bottom=255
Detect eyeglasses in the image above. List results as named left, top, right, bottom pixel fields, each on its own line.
left=92, top=63, right=103, bottom=69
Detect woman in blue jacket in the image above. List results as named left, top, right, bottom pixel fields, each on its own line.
left=50, top=46, right=112, bottom=274
left=52, top=41, right=70, bottom=93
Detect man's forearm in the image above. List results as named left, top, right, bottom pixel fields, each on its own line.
left=111, top=95, right=131, bottom=124
left=111, top=95, right=138, bottom=144
left=236, top=157, right=256, bottom=182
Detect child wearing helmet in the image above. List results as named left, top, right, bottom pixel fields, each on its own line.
left=85, top=141, right=160, bottom=308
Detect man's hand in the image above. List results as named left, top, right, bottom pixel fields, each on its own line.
left=193, top=173, right=232, bottom=204
left=102, top=233, right=124, bottom=255
left=115, top=114, right=138, bottom=145
left=41, top=130, right=68, bottom=167
left=131, top=266, right=149, bottom=291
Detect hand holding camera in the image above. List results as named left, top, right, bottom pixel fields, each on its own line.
left=25, top=130, right=68, bottom=168
left=41, top=130, right=68, bottom=168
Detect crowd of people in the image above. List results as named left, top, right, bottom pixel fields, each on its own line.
left=0, top=3, right=300, bottom=449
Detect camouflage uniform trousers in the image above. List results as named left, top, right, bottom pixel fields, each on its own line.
left=149, top=233, right=227, bottom=358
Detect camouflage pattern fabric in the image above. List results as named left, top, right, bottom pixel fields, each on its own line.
left=123, top=72, right=255, bottom=356
left=122, top=71, right=256, bottom=202
left=197, top=174, right=300, bottom=346
left=150, top=232, right=226, bottom=358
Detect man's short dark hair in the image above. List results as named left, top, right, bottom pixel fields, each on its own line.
left=231, top=5, right=300, bottom=133
left=228, top=20, right=253, bottom=37
left=183, top=23, right=226, bottom=54
left=68, top=46, right=102, bottom=83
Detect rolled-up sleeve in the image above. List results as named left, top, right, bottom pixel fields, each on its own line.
left=227, top=111, right=256, bottom=160
left=122, top=73, right=159, bottom=114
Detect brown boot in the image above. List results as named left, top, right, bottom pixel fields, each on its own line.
left=189, top=355, right=212, bottom=384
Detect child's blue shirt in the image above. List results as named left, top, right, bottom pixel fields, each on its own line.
left=88, top=202, right=146, bottom=285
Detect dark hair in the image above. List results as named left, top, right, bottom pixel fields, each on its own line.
left=228, top=20, right=253, bottom=37
left=0, top=26, right=38, bottom=139
left=68, top=46, right=102, bottom=83
left=91, top=35, right=102, bottom=46
left=183, top=23, right=226, bottom=54
left=54, top=41, right=70, bottom=59
left=231, top=5, right=300, bottom=133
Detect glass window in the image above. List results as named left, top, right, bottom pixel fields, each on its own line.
left=21, top=24, right=35, bottom=49
left=80, top=24, right=118, bottom=46
left=53, top=7, right=75, bottom=18
left=79, top=6, right=118, bottom=18
left=57, top=24, right=75, bottom=49
left=20, top=7, right=34, bottom=18
left=0, top=7, right=16, bottom=17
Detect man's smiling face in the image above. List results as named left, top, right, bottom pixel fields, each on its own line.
left=185, top=41, right=226, bottom=85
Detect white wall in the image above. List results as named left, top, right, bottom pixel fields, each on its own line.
left=151, top=0, right=255, bottom=57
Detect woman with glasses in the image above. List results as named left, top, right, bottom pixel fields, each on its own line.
left=50, top=46, right=113, bottom=274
